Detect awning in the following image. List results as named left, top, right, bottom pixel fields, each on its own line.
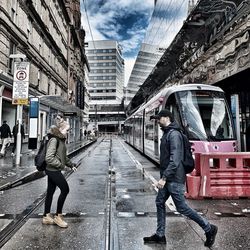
left=39, top=95, right=82, bottom=116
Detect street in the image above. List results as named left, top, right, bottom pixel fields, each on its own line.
left=0, top=137, right=249, bottom=249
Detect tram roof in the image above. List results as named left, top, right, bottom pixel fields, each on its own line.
left=126, top=0, right=248, bottom=115
left=130, top=84, right=224, bottom=117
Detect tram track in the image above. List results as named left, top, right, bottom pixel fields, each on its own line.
left=0, top=137, right=249, bottom=249
left=0, top=139, right=101, bottom=249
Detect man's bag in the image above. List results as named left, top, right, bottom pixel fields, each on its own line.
left=181, top=132, right=195, bottom=174
left=167, top=129, right=195, bottom=174
left=35, top=137, right=59, bottom=171
left=35, top=137, right=48, bottom=171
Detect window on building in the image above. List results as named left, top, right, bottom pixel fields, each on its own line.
left=47, top=78, right=50, bottom=94
left=8, top=41, right=16, bottom=74
left=27, top=18, right=33, bottom=42
left=11, top=0, right=17, bottom=23
left=38, top=69, right=41, bottom=86
left=48, top=48, right=51, bottom=64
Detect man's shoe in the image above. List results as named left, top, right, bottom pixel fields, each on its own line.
left=54, top=214, right=68, bottom=228
left=204, top=224, right=218, bottom=247
left=42, top=213, right=54, bottom=225
left=143, top=234, right=166, bottom=244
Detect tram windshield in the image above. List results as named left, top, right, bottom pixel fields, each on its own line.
left=176, top=90, right=234, bottom=141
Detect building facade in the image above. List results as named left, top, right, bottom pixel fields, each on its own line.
left=125, top=0, right=190, bottom=107
left=0, top=0, right=89, bottom=142
left=86, top=40, right=125, bottom=133
left=86, top=40, right=124, bottom=104
left=124, top=43, right=163, bottom=106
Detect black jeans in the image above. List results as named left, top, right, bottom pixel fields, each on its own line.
left=44, top=169, right=69, bottom=215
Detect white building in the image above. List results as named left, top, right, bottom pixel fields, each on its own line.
left=86, top=40, right=125, bottom=133
left=86, top=40, right=124, bottom=105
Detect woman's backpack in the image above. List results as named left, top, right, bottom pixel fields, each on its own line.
left=35, top=136, right=59, bottom=171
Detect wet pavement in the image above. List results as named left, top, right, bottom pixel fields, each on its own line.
left=0, top=139, right=92, bottom=190
left=0, top=137, right=250, bottom=249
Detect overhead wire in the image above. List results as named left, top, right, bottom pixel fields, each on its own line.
left=145, top=0, right=174, bottom=45
left=144, top=0, right=187, bottom=54
left=82, top=0, right=117, bottom=106
left=156, top=0, right=186, bottom=49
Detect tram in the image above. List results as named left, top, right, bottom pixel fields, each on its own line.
left=124, top=84, right=237, bottom=163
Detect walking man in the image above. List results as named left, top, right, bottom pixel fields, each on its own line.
left=11, top=120, right=25, bottom=156
left=0, top=121, right=12, bottom=157
left=143, top=109, right=218, bottom=247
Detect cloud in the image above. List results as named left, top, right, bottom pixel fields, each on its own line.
left=81, top=0, right=154, bottom=51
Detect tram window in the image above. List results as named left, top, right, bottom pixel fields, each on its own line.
left=175, top=90, right=234, bottom=140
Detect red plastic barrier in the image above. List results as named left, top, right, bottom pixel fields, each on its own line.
left=186, top=152, right=250, bottom=199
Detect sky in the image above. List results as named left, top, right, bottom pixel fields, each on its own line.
left=80, top=0, right=191, bottom=86
left=81, top=0, right=155, bottom=86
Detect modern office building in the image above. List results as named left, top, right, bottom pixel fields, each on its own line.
left=86, top=40, right=125, bottom=132
left=124, top=43, right=163, bottom=106
left=125, top=0, right=193, bottom=106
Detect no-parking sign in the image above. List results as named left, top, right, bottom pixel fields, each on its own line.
left=12, top=61, right=30, bottom=105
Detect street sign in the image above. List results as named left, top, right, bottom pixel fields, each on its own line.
left=12, top=61, right=30, bottom=105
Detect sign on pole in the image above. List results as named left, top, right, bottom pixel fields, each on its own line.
left=12, top=61, right=30, bottom=105
left=28, top=97, right=39, bottom=150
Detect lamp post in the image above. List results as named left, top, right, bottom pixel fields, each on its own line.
left=95, top=104, right=97, bottom=130
left=10, top=54, right=29, bottom=165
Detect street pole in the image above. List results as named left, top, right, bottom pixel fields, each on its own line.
left=10, top=53, right=29, bottom=165
left=15, top=104, right=23, bottom=165
left=0, top=85, right=5, bottom=127
left=95, top=104, right=97, bottom=131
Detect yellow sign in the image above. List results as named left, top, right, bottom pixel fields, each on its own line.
left=12, top=98, right=29, bottom=105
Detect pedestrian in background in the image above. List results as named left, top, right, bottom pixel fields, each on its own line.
left=42, top=115, right=76, bottom=228
left=11, top=120, right=25, bottom=156
left=0, top=120, right=12, bottom=157
left=143, top=109, right=218, bottom=247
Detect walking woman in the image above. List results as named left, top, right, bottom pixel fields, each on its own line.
left=42, top=118, right=76, bottom=228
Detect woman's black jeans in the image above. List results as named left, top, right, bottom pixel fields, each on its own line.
left=44, top=169, right=69, bottom=215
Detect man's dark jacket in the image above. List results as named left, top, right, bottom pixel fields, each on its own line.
left=160, top=121, right=186, bottom=184
left=12, top=124, right=25, bottom=138
left=0, top=124, right=12, bottom=139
